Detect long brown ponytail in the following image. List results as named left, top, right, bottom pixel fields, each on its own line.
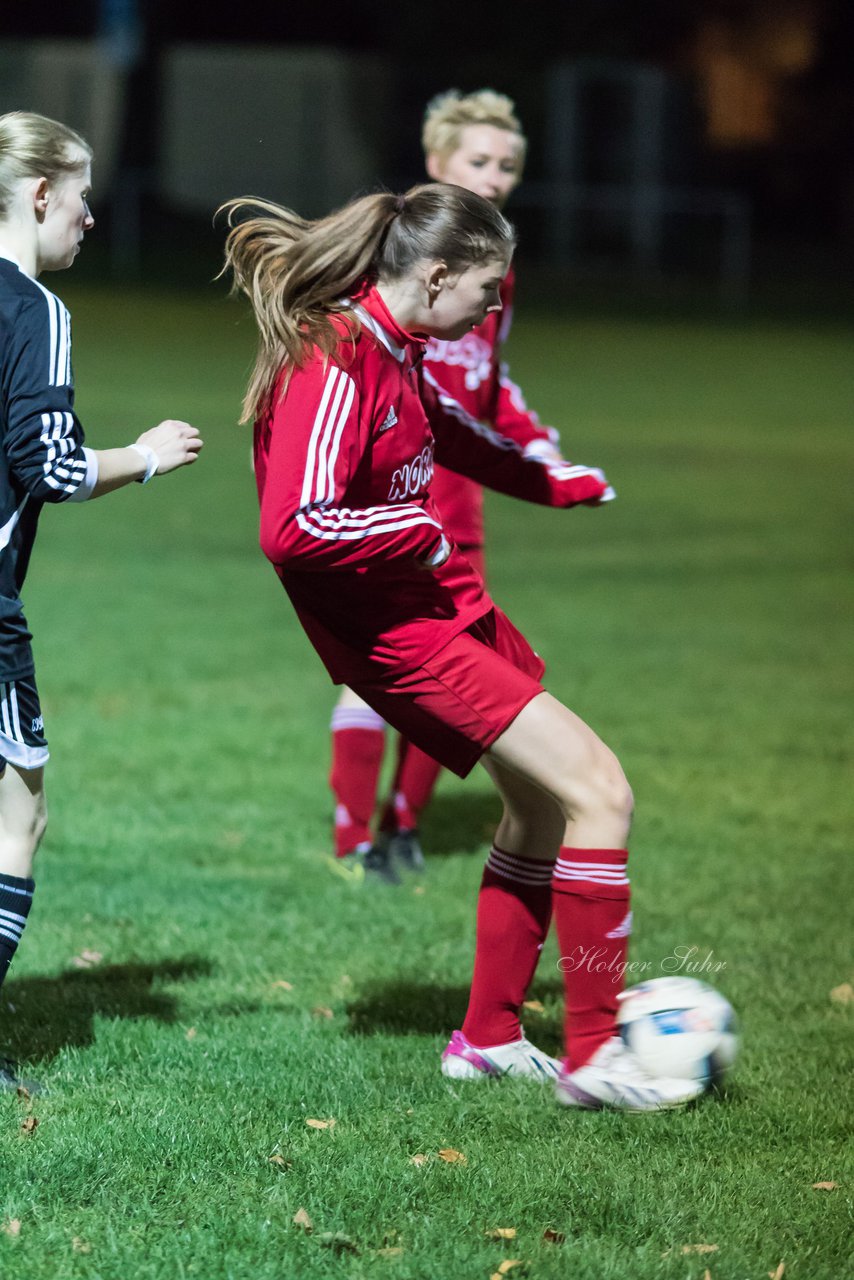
left=219, top=183, right=514, bottom=422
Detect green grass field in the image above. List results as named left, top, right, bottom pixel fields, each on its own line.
left=0, top=283, right=851, bottom=1280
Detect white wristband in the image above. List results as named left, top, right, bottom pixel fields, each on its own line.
left=423, top=534, right=451, bottom=567
left=129, top=442, right=159, bottom=484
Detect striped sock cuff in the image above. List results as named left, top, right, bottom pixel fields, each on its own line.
left=330, top=706, right=386, bottom=733
left=0, top=874, right=34, bottom=950
left=485, top=845, right=555, bottom=887
left=552, top=848, right=629, bottom=896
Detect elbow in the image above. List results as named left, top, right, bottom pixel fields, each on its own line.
left=259, top=519, right=298, bottom=568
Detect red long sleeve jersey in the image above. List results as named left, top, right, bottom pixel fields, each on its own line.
left=424, top=267, right=558, bottom=549
left=254, top=286, right=611, bottom=686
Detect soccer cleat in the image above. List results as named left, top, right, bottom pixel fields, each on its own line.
left=387, top=828, right=425, bottom=874
left=0, top=1057, right=43, bottom=1096
left=441, top=1028, right=560, bottom=1082
left=361, top=842, right=401, bottom=885
left=329, top=841, right=401, bottom=886
left=554, top=1037, right=706, bottom=1112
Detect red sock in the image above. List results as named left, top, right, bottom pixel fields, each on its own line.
left=461, top=846, right=554, bottom=1048
left=329, top=706, right=385, bottom=857
left=380, top=736, right=443, bottom=832
left=552, top=848, right=631, bottom=1071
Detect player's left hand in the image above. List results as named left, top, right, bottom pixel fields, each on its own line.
left=136, top=420, right=204, bottom=475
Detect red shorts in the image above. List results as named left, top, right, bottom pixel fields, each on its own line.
left=351, top=607, right=545, bottom=778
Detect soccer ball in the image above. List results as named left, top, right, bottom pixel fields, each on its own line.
left=617, top=977, right=738, bottom=1086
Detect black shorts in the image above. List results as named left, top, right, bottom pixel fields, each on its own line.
left=0, top=676, right=49, bottom=771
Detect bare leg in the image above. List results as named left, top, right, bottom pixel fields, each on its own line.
left=486, top=691, right=633, bottom=847
left=335, top=687, right=374, bottom=716
left=480, top=754, right=566, bottom=862
left=0, top=764, right=47, bottom=1014
left=0, top=764, right=47, bottom=879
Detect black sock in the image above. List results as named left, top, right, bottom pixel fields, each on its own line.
left=0, top=874, right=35, bottom=988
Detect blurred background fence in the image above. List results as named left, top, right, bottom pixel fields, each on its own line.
left=1, top=0, right=852, bottom=312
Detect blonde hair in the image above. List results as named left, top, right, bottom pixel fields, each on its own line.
left=422, top=89, right=527, bottom=166
left=220, top=182, right=515, bottom=423
left=0, top=111, right=92, bottom=219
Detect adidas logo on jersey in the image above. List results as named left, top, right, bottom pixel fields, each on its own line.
left=377, top=405, right=398, bottom=434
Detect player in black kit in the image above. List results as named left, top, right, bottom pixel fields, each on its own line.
left=0, top=111, right=203, bottom=1089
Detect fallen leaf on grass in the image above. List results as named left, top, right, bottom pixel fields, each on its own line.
left=71, top=1237, right=92, bottom=1254
left=829, top=983, right=854, bottom=1006
left=412, top=886, right=426, bottom=896
left=185, top=1027, right=197, bottom=1041
left=662, top=1244, right=718, bottom=1258
left=318, top=1232, right=359, bottom=1255
left=70, top=949, right=103, bottom=969
left=271, top=980, right=294, bottom=991
left=491, top=1261, right=525, bottom=1277
left=437, top=1147, right=466, bottom=1164
left=1, top=1219, right=21, bottom=1237
left=486, top=1227, right=517, bottom=1240
left=410, top=1154, right=428, bottom=1166
left=268, top=1154, right=291, bottom=1168
left=542, top=1228, right=565, bottom=1244
left=311, top=1006, right=334, bottom=1020
left=811, top=1181, right=838, bottom=1191
left=768, top=1263, right=785, bottom=1279
left=292, top=1207, right=313, bottom=1232
left=522, top=1000, right=545, bottom=1014
left=305, top=1117, right=336, bottom=1130
left=19, top=1116, right=38, bottom=1137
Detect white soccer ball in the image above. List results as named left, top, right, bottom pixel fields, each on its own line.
left=617, top=977, right=738, bottom=1086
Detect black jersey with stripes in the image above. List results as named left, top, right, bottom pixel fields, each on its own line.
left=0, top=254, right=94, bottom=679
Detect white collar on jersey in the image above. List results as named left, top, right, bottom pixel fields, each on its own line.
left=348, top=301, right=407, bottom=364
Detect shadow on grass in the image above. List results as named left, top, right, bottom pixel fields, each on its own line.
left=1, top=956, right=212, bottom=1061
left=420, top=788, right=502, bottom=857
left=346, top=976, right=564, bottom=1048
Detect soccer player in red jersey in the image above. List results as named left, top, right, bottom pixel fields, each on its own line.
left=222, top=184, right=703, bottom=1109
left=330, top=91, right=563, bottom=876
left=0, top=112, right=203, bottom=1090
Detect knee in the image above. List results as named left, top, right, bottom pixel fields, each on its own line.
left=560, top=749, right=634, bottom=825
left=599, top=760, right=634, bottom=825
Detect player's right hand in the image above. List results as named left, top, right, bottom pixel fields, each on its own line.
left=549, top=462, right=615, bottom=507
left=136, top=420, right=204, bottom=475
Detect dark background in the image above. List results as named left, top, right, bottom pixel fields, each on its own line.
left=5, top=0, right=854, bottom=306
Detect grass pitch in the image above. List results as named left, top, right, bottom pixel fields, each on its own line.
left=0, top=282, right=851, bottom=1279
